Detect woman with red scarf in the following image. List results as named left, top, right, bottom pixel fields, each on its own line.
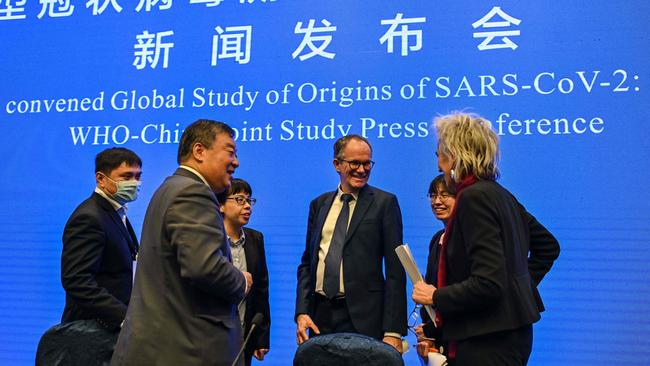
left=411, top=112, right=560, bottom=366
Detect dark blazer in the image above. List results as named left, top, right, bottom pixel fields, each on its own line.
left=424, top=229, right=445, bottom=289
left=420, top=229, right=444, bottom=341
left=296, top=184, right=407, bottom=338
left=433, top=180, right=560, bottom=341
left=61, top=192, right=138, bottom=331
left=241, top=227, right=271, bottom=366
left=111, top=168, right=247, bottom=366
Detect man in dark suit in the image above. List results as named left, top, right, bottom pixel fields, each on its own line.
left=111, top=120, right=252, bottom=366
left=295, top=134, right=407, bottom=353
left=61, top=147, right=142, bottom=332
left=217, top=178, right=270, bottom=366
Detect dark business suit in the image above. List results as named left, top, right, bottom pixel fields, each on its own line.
left=61, top=192, right=138, bottom=330
left=241, top=227, right=270, bottom=366
left=296, top=184, right=407, bottom=339
left=111, top=168, right=247, bottom=366
left=433, top=180, right=560, bottom=365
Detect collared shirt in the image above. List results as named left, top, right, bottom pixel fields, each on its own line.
left=179, top=165, right=210, bottom=186
left=94, top=187, right=126, bottom=225
left=228, top=230, right=247, bottom=328
left=315, top=186, right=358, bottom=296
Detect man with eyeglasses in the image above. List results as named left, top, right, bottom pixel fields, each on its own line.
left=217, top=178, right=270, bottom=366
left=295, top=134, right=407, bottom=353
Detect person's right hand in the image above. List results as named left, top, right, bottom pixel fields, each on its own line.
left=253, top=348, right=268, bottom=360
left=296, top=314, right=320, bottom=345
left=412, top=280, right=436, bottom=305
left=242, top=271, right=253, bottom=294
left=416, top=339, right=437, bottom=359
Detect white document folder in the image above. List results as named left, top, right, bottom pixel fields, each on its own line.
left=395, top=244, right=436, bottom=326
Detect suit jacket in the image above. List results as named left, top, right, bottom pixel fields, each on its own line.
left=111, top=168, right=247, bottom=366
left=296, top=184, right=407, bottom=338
left=433, top=180, right=560, bottom=341
left=424, top=229, right=445, bottom=289
left=241, top=227, right=270, bottom=366
left=61, top=192, right=138, bottom=331
left=420, top=229, right=444, bottom=341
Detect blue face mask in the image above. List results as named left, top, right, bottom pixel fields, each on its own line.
left=103, top=174, right=141, bottom=204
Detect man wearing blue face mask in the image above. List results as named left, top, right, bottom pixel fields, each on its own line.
left=61, top=147, right=142, bottom=335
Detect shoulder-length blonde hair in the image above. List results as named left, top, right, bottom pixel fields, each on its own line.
left=435, top=112, right=500, bottom=182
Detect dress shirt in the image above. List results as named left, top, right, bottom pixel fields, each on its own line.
left=179, top=165, right=210, bottom=186
left=315, top=187, right=358, bottom=296
left=94, top=187, right=126, bottom=226
left=228, top=230, right=247, bottom=328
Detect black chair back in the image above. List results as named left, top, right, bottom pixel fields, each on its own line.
left=294, top=333, right=404, bottom=366
left=35, top=320, right=118, bottom=366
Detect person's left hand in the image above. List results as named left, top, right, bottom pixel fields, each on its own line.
left=412, top=280, right=436, bottom=305
left=383, top=336, right=403, bottom=354
left=253, top=348, right=269, bottom=360
left=414, top=323, right=425, bottom=339
left=242, top=271, right=253, bottom=294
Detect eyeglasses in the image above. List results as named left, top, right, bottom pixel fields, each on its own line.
left=338, top=159, right=375, bottom=170
left=226, top=196, right=257, bottom=206
left=408, top=304, right=437, bottom=345
left=407, top=304, right=422, bottom=336
left=427, top=192, right=454, bottom=201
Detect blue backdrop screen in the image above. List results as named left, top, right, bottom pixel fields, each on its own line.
left=1, top=1, right=649, bottom=364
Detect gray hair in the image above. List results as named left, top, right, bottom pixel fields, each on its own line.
left=435, top=112, right=500, bottom=182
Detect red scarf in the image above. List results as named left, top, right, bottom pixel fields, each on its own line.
left=436, top=175, right=477, bottom=358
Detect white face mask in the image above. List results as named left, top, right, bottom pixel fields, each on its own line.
left=102, top=174, right=141, bottom=204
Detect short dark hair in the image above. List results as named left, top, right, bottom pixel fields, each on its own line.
left=216, top=178, right=252, bottom=204
left=428, top=174, right=456, bottom=196
left=95, top=147, right=141, bottom=175
left=177, top=119, right=235, bottom=164
left=333, top=134, right=372, bottom=159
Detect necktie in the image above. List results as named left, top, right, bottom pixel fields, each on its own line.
left=323, top=193, right=354, bottom=298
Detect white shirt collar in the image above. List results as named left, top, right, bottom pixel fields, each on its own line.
left=94, top=187, right=125, bottom=212
left=179, top=165, right=210, bottom=186
left=336, top=185, right=359, bottom=201
left=227, top=229, right=246, bottom=248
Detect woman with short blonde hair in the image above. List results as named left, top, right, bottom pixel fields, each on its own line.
left=435, top=113, right=500, bottom=183
left=412, top=112, right=560, bottom=366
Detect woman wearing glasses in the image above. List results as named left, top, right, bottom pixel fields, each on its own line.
left=412, top=112, right=560, bottom=366
left=217, top=178, right=271, bottom=366
left=414, top=174, right=456, bottom=362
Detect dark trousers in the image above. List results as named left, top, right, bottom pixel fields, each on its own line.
left=310, top=294, right=357, bottom=336
left=450, top=324, right=533, bottom=366
left=244, top=350, right=253, bottom=366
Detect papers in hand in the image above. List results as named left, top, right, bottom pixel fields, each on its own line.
left=417, top=351, right=448, bottom=366
left=426, top=352, right=448, bottom=366
left=395, top=244, right=436, bottom=327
